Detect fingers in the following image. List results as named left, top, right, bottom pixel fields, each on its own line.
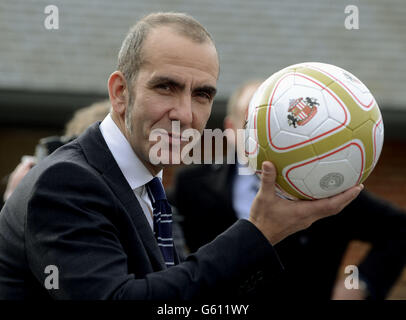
left=305, top=184, right=364, bottom=219
left=258, top=161, right=276, bottom=196
left=327, top=184, right=364, bottom=212
left=14, top=161, right=34, bottom=177
left=21, top=156, right=36, bottom=169
left=4, top=157, right=36, bottom=202
left=23, top=160, right=36, bottom=171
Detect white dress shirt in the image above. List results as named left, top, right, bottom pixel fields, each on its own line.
left=99, top=114, right=162, bottom=230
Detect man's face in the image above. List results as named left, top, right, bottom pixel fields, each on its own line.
left=125, top=26, right=219, bottom=174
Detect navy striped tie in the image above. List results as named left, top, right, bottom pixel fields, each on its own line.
left=146, top=177, right=175, bottom=267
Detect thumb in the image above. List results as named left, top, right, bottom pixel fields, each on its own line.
left=259, top=161, right=276, bottom=196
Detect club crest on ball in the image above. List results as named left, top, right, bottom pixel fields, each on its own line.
left=287, top=97, right=319, bottom=128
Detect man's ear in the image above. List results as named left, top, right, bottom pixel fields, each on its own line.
left=108, top=71, right=128, bottom=116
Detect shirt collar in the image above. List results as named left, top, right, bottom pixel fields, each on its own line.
left=99, top=114, right=162, bottom=190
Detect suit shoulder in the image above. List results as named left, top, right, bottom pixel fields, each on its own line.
left=39, top=140, right=98, bottom=177
left=35, top=160, right=102, bottom=193
left=27, top=154, right=117, bottom=220
left=32, top=143, right=105, bottom=196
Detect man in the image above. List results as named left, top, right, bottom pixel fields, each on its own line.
left=170, top=81, right=406, bottom=299
left=0, top=12, right=362, bottom=300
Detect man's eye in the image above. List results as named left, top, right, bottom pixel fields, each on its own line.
left=156, top=84, right=171, bottom=91
left=195, top=92, right=211, bottom=101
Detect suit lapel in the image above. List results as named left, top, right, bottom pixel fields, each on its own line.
left=77, top=122, right=166, bottom=270
left=205, top=164, right=237, bottom=221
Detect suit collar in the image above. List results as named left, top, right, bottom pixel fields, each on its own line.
left=99, top=114, right=162, bottom=190
left=77, top=122, right=167, bottom=270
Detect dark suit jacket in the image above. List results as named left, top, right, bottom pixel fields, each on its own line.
left=169, top=163, right=406, bottom=299
left=0, top=123, right=283, bottom=300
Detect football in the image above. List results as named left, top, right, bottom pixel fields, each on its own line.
left=244, top=62, right=384, bottom=200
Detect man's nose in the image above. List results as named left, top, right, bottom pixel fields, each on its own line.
left=169, top=95, right=193, bottom=126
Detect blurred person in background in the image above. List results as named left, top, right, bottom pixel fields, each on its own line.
left=64, top=100, right=112, bottom=138
left=2, top=100, right=111, bottom=205
left=170, top=80, right=406, bottom=300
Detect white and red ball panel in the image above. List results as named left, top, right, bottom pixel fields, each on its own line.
left=244, top=107, right=259, bottom=157
left=282, top=140, right=365, bottom=199
left=372, top=118, right=384, bottom=167
left=298, top=62, right=375, bottom=111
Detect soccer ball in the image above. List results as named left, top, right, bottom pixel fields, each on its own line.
left=244, top=62, right=384, bottom=200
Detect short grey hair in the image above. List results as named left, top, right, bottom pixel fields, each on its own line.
left=118, top=12, right=214, bottom=85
